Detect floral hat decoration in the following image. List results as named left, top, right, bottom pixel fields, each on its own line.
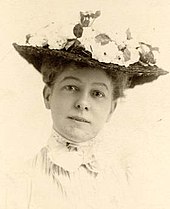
left=13, top=11, right=168, bottom=88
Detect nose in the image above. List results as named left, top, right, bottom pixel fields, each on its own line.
left=74, top=92, right=90, bottom=111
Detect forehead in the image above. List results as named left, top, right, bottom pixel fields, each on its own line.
left=54, top=64, right=112, bottom=85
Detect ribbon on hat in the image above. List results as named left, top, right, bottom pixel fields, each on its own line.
left=46, top=129, right=99, bottom=173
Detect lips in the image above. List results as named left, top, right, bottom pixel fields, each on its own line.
left=68, top=116, right=90, bottom=123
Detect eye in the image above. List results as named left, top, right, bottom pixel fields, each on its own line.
left=64, top=85, right=78, bottom=92
left=91, top=90, right=105, bottom=98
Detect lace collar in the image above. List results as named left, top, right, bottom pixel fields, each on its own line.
left=46, top=129, right=99, bottom=173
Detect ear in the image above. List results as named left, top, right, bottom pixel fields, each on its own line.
left=106, top=100, right=117, bottom=122
left=43, top=85, right=52, bottom=109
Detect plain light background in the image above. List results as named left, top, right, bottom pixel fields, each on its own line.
left=0, top=0, right=170, bottom=208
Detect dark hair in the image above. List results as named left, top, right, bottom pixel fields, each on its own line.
left=41, top=56, right=129, bottom=100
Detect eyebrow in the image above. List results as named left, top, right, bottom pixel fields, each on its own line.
left=60, top=76, right=81, bottom=83
left=92, top=82, right=109, bottom=91
left=60, top=76, right=108, bottom=90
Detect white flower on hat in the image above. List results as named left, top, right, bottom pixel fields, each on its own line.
left=114, top=50, right=127, bottom=66
left=26, top=21, right=75, bottom=50
left=78, top=27, right=96, bottom=52
left=24, top=11, right=160, bottom=68
left=48, top=36, right=67, bottom=50
left=58, top=23, right=76, bottom=40
left=26, top=22, right=55, bottom=47
left=92, top=40, right=120, bottom=64
left=40, top=22, right=69, bottom=49
left=124, top=39, right=140, bottom=66
left=28, top=34, right=48, bottom=47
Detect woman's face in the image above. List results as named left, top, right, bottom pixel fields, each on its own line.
left=43, top=65, right=116, bottom=143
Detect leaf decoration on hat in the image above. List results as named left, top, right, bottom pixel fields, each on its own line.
left=73, top=23, right=84, bottom=38
left=64, top=39, right=75, bottom=50
left=95, top=33, right=112, bottom=45
left=80, top=11, right=101, bottom=27
left=123, top=48, right=131, bottom=62
left=138, top=42, right=159, bottom=65
left=126, top=28, right=133, bottom=40
left=117, top=45, right=131, bottom=62
left=25, top=34, right=32, bottom=44
left=64, top=38, right=81, bottom=51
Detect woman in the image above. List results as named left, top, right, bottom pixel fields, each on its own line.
left=7, top=10, right=168, bottom=209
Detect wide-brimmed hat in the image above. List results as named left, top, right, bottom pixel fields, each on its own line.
left=13, top=11, right=168, bottom=88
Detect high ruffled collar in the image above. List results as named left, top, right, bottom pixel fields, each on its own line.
left=46, top=129, right=99, bottom=173
left=49, top=128, right=97, bottom=149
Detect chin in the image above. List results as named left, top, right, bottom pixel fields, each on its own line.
left=63, top=127, right=97, bottom=143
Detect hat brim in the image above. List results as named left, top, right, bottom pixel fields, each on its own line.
left=13, top=43, right=168, bottom=88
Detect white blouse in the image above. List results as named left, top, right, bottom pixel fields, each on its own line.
left=6, top=130, right=132, bottom=209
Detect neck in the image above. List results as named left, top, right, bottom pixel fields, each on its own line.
left=51, top=128, right=97, bottom=149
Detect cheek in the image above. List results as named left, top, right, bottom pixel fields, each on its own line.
left=93, top=101, right=112, bottom=121
left=50, top=95, right=73, bottom=117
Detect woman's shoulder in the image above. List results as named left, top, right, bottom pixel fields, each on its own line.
left=4, top=147, right=50, bottom=208
left=5, top=146, right=48, bottom=184
left=4, top=161, right=33, bottom=209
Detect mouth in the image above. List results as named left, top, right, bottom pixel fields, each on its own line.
left=68, top=116, right=90, bottom=124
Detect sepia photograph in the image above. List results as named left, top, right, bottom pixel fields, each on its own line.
left=0, top=0, right=170, bottom=208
